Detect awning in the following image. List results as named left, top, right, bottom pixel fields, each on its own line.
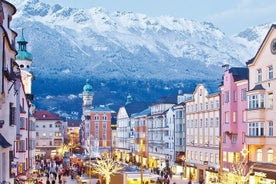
left=0, top=133, right=12, bottom=148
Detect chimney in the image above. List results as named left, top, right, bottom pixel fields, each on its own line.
left=222, top=64, right=229, bottom=72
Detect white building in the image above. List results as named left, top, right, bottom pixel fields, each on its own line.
left=15, top=29, right=36, bottom=176
left=116, top=95, right=148, bottom=162
left=147, top=99, right=175, bottom=170
left=34, top=110, right=64, bottom=159
left=0, top=1, right=20, bottom=183
left=185, top=84, right=220, bottom=183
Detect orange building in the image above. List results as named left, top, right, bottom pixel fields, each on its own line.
left=89, top=105, right=113, bottom=153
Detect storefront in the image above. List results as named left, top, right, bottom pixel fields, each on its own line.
left=249, top=169, right=276, bottom=184
left=185, top=163, right=198, bottom=181
left=205, top=167, right=219, bottom=183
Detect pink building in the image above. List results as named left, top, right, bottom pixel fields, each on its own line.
left=220, top=66, right=248, bottom=172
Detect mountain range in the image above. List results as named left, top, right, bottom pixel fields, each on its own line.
left=8, top=0, right=275, bottom=118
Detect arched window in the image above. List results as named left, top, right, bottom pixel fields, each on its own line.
left=256, top=149, right=262, bottom=162
left=267, top=149, right=274, bottom=163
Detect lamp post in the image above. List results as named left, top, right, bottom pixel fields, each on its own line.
left=140, top=139, right=144, bottom=184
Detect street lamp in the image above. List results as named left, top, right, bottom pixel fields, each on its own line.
left=140, top=139, right=144, bottom=184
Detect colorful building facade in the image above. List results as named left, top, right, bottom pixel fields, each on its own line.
left=246, top=24, right=276, bottom=183
left=185, top=84, right=220, bottom=183
left=220, top=66, right=249, bottom=182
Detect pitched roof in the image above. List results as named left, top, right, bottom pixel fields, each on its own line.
left=246, top=24, right=276, bottom=65
left=131, top=107, right=151, bottom=118
left=229, top=67, right=249, bottom=82
left=34, top=110, right=61, bottom=120
left=67, top=120, right=81, bottom=127
left=0, top=133, right=12, bottom=148
left=125, top=101, right=149, bottom=117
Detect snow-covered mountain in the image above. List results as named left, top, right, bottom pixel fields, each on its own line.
left=9, top=0, right=271, bottom=81
left=7, top=0, right=275, bottom=118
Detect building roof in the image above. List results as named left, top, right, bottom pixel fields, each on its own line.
left=131, top=107, right=151, bottom=118
left=34, top=110, right=61, bottom=120
left=0, top=133, right=12, bottom=148
left=246, top=24, right=276, bottom=65
left=125, top=101, right=149, bottom=117
left=91, top=105, right=112, bottom=112
left=229, top=67, right=249, bottom=82
left=249, top=84, right=265, bottom=91
left=67, top=120, right=81, bottom=127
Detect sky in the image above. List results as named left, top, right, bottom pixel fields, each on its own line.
left=42, top=0, right=276, bottom=35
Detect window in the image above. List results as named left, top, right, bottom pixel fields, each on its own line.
left=256, top=149, right=262, bottom=162
left=215, top=154, right=219, bottom=164
left=232, top=134, right=237, bottom=144
left=210, top=101, right=214, bottom=109
left=205, top=152, right=208, bottom=161
left=268, top=66, right=273, bottom=80
left=200, top=119, right=202, bottom=127
left=223, top=151, right=227, bottom=162
left=228, top=152, right=234, bottom=163
left=267, top=149, right=274, bottom=163
left=248, top=122, right=265, bottom=136
left=200, top=152, right=203, bottom=161
left=242, top=110, right=246, bottom=122
left=241, top=89, right=247, bottom=101
left=194, top=151, right=197, bottom=161
left=49, top=124, right=52, bottom=128
left=225, top=112, right=229, bottom=123
left=9, top=103, right=15, bottom=126
left=248, top=94, right=265, bottom=109
left=233, top=90, right=237, bottom=102
left=225, top=91, right=229, bottom=103
left=269, top=122, right=273, bottom=136
left=232, top=111, right=236, bottom=123
left=210, top=153, right=214, bottom=163
left=205, top=102, right=208, bottom=110
left=210, top=118, right=213, bottom=127
left=216, top=100, right=219, bottom=108
left=223, top=132, right=226, bottom=143
left=19, top=140, right=25, bottom=152
left=216, top=117, right=219, bottom=127
left=268, top=93, right=273, bottom=108
left=20, top=117, right=25, bottom=129
left=205, top=118, right=208, bottom=127
left=257, top=69, right=262, bottom=82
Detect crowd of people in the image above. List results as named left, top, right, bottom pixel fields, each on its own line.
left=34, top=158, right=85, bottom=184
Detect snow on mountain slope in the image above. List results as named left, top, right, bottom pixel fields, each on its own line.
left=8, top=0, right=271, bottom=81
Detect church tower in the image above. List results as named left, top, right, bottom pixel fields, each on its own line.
left=15, top=29, right=33, bottom=100
left=82, top=79, right=94, bottom=112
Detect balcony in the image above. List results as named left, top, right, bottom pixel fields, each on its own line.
left=246, top=108, right=266, bottom=122
left=246, top=136, right=265, bottom=145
